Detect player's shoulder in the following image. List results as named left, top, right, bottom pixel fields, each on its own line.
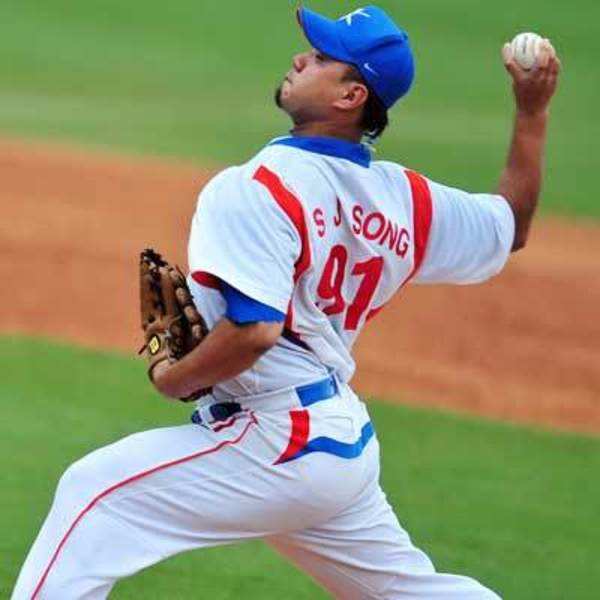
left=371, top=158, right=410, bottom=178
left=199, top=165, right=243, bottom=196
left=194, top=153, right=303, bottom=229
left=197, top=163, right=265, bottom=206
left=370, top=158, right=420, bottom=199
left=247, top=142, right=329, bottom=183
left=200, top=145, right=322, bottom=193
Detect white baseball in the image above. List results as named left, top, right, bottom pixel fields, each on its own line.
left=510, top=32, right=544, bottom=70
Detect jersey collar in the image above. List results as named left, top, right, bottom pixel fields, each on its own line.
left=268, top=135, right=371, bottom=168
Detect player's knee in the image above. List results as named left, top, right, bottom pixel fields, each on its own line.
left=55, top=456, right=96, bottom=503
left=468, top=583, right=502, bottom=600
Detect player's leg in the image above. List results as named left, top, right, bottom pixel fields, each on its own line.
left=268, top=438, right=501, bottom=599
left=12, top=418, right=256, bottom=598
left=12, top=402, right=368, bottom=600
left=12, top=413, right=276, bottom=599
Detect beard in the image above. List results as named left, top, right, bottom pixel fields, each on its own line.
left=274, top=81, right=298, bottom=131
left=274, top=83, right=284, bottom=108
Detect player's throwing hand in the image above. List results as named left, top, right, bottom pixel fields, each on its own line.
left=502, top=38, right=561, bottom=116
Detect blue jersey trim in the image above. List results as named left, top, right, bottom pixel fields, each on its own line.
left=221, top=282, right=286, bottom=324
left=269, top=135, right=371, bottom=168
left=282, top=421, right=375, bottom=463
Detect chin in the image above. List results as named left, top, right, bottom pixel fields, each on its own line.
left=274, top=85, right=283, bottom=108
left=274, top=84, right=291, bottom=111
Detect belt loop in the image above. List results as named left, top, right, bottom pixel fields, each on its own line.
left=331, top=371, right=340, bottom=395
left=191, top=402, right=242, bottom=427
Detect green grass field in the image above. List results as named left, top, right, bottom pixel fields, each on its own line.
left=1, top=0, right=599, bottom=217
left=2, top=336, right=599, bottom=598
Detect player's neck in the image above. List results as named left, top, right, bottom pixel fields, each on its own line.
left=290, top=121, right=363, bottom=144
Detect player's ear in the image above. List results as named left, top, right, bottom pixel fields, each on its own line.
left=333, top=81, right=369, bottom=112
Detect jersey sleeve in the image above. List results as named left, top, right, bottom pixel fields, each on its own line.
left=412, top=178, right=516, bottom=285
left=188, top=168, right=300, bottom=313
left=221, top=282, right=286, bottom=324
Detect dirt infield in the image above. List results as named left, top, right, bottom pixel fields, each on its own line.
left=2, top=138, right=599, bottom=433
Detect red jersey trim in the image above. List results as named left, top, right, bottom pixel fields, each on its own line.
left=253, top=165, right=312, bottom=331
left=212, top=410, right=251, bottom=433
left=275, top=410, right=310, bottom=465
left=253, top=165, right=312, bottom=283
left=365, top=170, right=433, bottom=325
left=191, top=271, right=221, bottom=290
left=404, top=170, right=433, bottom=281
left=31, top=415, right=258, bottom=599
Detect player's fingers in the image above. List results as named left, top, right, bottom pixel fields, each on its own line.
left=542, top=41, right=559, bottom=72
left=501, top=42, right=512, bottom=66
left=544, top=39, right=557, bottom=60
left=547, top=68, right=559, bottom=88
left=502, top=45, right=522, bottom=79
left=537, top=39, right=558, bottom=74
left=536, top=42, right=551, bottom=70
left=501, top=43, right=522, bottom=77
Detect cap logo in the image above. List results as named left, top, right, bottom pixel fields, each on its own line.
left=339, top=8, right=370, bottom=26
left=363, top=63, right=379, bottom=77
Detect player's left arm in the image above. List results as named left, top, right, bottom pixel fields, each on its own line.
left=149, top=168, right=299, bottom=400
left=151, top=317, right=282, bottom=400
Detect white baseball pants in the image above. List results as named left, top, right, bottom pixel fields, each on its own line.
left=12, top=382, right=501, bottom=599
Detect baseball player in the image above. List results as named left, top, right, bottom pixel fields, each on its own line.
left=13, top=5, right=560, bottom=599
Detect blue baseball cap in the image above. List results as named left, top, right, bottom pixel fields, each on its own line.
left=297, top=5, right=415, bottom=109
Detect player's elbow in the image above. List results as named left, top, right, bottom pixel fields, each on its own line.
left=511, top=222, right=532, bottom=252
left=504, top=194, right=537, bottom=253
left=511, top=233, right=528, bottom=252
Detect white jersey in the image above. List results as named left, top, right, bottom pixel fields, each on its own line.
left=188, top=137, right=514, bottom=398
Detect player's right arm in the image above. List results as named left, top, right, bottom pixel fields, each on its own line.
left=411, top=40, right=561, bottom=286
left=497, top=39, right=561, bottom=251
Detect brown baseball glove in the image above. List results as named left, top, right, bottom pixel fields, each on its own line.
left=139, top=248, right=209, bottom=401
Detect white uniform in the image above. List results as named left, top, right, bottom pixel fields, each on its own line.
left=13, top=137, right=513, bottom=599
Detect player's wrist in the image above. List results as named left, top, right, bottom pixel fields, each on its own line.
left=150, top=360, right=178, bottom=398
left=515, top=107, right=549, bottom=120
left=513, top=108, right=549, bottom=138
left=149, top=358, right=169, bottom=379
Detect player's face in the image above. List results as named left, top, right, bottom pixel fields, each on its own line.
left=275, top=49, right=353, bottom=124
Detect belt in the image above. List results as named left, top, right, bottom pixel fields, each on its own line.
left=295, top=374, right=339, bottom=407
left=191, top=374, right=340, bottom=426
left=191, top=402, right=241, bottom=426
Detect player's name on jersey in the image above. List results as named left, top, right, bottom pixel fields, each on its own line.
left=313, top=200, right=411, bottom=259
